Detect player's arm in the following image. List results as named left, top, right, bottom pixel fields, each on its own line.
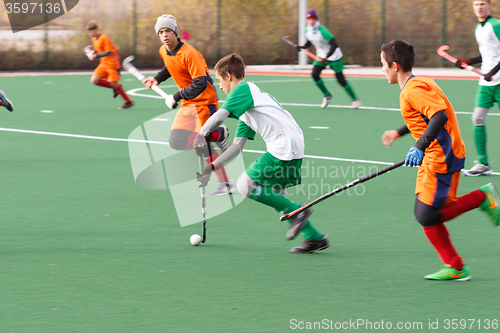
left=193, top=109, right=231, bottom=157
left=324, top=38, right=339, bottom=59
left=455, top=55, right=482, bottom=68
left=382, top=125, right=409, bottom=148
left=173, top=76, right=207, bottom=103
left=297, top=40, right=312, bottom=50
left=484, top=60, right=500, bottom=81
left=404, top=111, right=448, bottom=167
left=95, top=51, right=113, bottom=58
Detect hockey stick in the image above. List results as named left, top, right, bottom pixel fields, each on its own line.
left=280, top=160, right=405, bottom=221
left=282, top=35, right=323, bottom=62
left=437, top=45, right=484, bottom=76
left=199, top=155, right=208, bottom=243
left=122, top=55, right=172, bottom=99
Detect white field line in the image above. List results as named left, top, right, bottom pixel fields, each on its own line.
left=0, top=127, right=498, bottom=175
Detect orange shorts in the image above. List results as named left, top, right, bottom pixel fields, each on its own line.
left=415, top=165, right=461, bottom=208
left=94, top=63, right=121, bottom=82
left=171, top=104, right=218, bottom=132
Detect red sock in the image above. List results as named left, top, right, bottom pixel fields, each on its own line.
left=440, top=190, right=486, bottom=222
left=205, top=151, right=230, bottom=182
left=423, top=223, right=464, bottom=270
left=209, top=130, right=220, bottom=142
left=0, top=100, right=3, bottom=107
left=115, top=85, right=132, bottom=103
left=96, top=79, right=113, bottom=88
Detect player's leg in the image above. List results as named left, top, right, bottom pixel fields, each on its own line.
left=0, top=90, right=14, bottom=111
left=464, top=85, right=493, bottom=176
left=311, top=63, right=333, bottom=109
left=238, top=154, right=327, bottom=252
left=91, top=64, right=113, bottom=88
left=329, top=60, right=361, bottom=109
left=197, top=105, right=232, bottom=195
left=108, top=68, right=133, bottom=109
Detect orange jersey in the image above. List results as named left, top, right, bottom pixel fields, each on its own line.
left=400, top=76, right=465, bottom=173
left=159, top=42, right=218, bottom=106
left=92, top=34, right=121, bottom=69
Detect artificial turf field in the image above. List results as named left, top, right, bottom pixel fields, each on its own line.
left=0, top=72, right=499, bottom=333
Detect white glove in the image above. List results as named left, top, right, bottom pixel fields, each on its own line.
left=165, top=95, right=178, bottom=110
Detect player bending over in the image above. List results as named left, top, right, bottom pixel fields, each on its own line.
left=142, top=15, right=232, bottom=195
left=297, top=9, right=361, bottom=109
left=381, top=40, right=499, bottom=281
left=0, top=90, right=14, bottom=112
left=195, top=53, right=328, bottom=253
left=85, top=20, right=133, bottom=110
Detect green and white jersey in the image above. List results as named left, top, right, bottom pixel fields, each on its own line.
left=475, top=17, right=500, bottom=86
left=305, top=21, right=342, bottom=61
left=221, top=81, right=304, bottom=161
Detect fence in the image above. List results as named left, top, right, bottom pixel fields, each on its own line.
left=0, top=0, right=495, bottom=70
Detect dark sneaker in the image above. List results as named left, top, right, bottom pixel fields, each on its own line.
left=0, top=90, right=14, bottom=112
left=211, top=181, right=234, bottom=195
left=321, top=93, right=333, bottom=109
left=214, top=125, right=229, bottom=153
left=118, top=101, right=134, bottom=109
left=290, top=235, right=329, bottom=253
left=286, top=208, right=312, bottom=240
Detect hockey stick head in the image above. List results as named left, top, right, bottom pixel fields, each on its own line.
left=121, top=55, right=135, bottom=71
left=282, top=35, right=297, bottom=48
left=437, top=45, right=450, bottom=57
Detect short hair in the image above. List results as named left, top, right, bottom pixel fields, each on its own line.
left=381, top=40, right=415, bottom=72
left=85, top=20, right=98, bottom=31
left=214, top=53, right=245, bottom=79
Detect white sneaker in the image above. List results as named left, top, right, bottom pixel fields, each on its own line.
left=351, top=99, right=362, bottom=109
left=211, top=181, right=234, bottom=195
left=0, top=90, right=14, bottom=112
left=463, top=160, right=493, bottom=176
left=321, top=93, right=333, bottom=109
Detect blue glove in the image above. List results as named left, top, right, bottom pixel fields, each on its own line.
left=404, top=146, right=424, bottom=167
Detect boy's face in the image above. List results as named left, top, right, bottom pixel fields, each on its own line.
left=215, top=72, right=232, bottom=95
left=473, top=1, right=491, bottom=21
left=381, top=52, right=397, bottom=84
left=87, top=28, right=99, bottom=38
left=306, top=17, right=317, bottom=27
left=158, top=28, right=177, bottom=47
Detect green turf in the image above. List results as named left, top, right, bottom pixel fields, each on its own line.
left=0, top=73, right=499, bottom=332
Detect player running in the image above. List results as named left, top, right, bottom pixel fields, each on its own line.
left=195, top=53, right=329, bottom=253
left=85, top=20, right=134, bottom=110
left=454, top=0, right=499, bottom=176
left=142, top=15, right=232, bottom=195
left=0, top=90, right=14, bottom=112
left=381, top=40, right=499, bottom=281
left=296, top=9, right=361, bottom=109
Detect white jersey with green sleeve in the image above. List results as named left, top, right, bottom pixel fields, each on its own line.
left=220, top=81, right=304, bottom=161
left=305, top=22, right=342, bottom=61
left=475, top=17, right=500, bottom=86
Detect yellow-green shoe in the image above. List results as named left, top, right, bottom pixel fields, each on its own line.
left=424, top=264, right=471, bottom=281
left=479, top=183, right=500, bottom=227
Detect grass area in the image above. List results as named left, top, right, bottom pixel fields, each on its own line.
left=0, top=73, right=499, bottom=332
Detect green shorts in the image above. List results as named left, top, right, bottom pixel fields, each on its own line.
left=475, top=84, right=500, bottom=108
left=313, top=58, right=344, bottom=73
left=245, top=152, right=302, bottom=191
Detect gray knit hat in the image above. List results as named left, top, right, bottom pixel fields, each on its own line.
left=155, top=15, right=178, bottom=36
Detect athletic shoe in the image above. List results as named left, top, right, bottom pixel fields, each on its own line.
left=424, top=264, right=471, bottom=281
left=351, top=99, right=362, bottom=109
left=290, top=235, right=329, bottom=253
left=463, top=160, right=492, bottom=176
left=479, top=182, right=500, bottom=227
left=321, top=93, right=333, bottom=109
left=0, top=90, right=14, bottom=112
left=214, top=125, right=229, bottom=153
left=211, top=181, right=234, bottom=195
left=118, top=101, right=134, bottom=109
left=286, top=208, right=312, bottom=240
